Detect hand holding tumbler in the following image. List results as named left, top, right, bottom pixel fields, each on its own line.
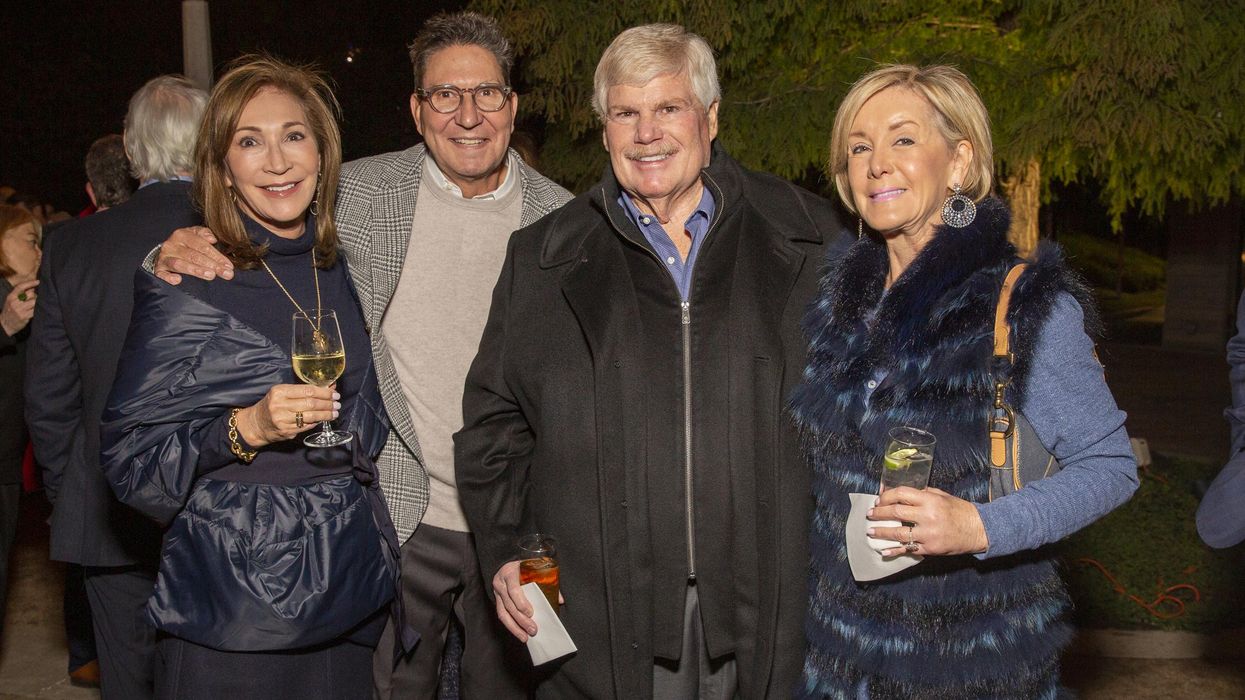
left=518, top=534, right=559, bottom=613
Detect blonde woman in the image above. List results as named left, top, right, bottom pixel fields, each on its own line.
left=791, top=65, right=1138, bottom=698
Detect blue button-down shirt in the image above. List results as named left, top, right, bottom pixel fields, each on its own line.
left=617, top=186, right=716, bottom=301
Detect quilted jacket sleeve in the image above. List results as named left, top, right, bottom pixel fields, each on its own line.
left=100, top=270, right=285, bottom=525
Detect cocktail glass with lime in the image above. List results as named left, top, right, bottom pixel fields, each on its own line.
left=880, top=426, right=935, bottom=492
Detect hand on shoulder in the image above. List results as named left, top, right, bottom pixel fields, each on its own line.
left=154, top=226, right=234, bottom=285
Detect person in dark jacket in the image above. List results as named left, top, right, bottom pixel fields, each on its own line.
left=25, top=74, right=206, bottom=700
left=789, top=64, right=1138, bottom=698
left=0, top=204, right=40, bottom=634
left=99, top=56, right=398, bottom=700
left=454, top=24, right=848, bottom=698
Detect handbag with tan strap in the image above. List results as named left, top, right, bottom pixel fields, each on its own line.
left=987, top=263, right=1062, bottom=501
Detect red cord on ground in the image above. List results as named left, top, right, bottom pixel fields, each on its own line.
left=1075, top=557, right=1201, bottom=620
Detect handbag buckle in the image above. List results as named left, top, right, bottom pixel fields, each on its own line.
left=989, top=403, right=1015, bottom=439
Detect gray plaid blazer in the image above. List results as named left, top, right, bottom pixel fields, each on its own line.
left=336, top=144, right=572, bottom=541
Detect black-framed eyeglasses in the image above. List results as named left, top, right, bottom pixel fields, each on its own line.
left=415, top=83, right=513, bottom=113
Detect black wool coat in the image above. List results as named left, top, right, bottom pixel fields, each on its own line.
left=456, top=144, right=848, bottom=698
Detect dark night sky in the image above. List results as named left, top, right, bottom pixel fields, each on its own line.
left=1, top=0, right=464, bottom=213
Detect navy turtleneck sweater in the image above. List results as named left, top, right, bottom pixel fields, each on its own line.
left=180, top=213, right=372, bottom=483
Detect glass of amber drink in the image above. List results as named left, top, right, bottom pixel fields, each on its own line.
left=518, top=534, right=559, bottom=613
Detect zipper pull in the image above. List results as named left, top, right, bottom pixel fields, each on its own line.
left=681, top=300, right=690, bottom=325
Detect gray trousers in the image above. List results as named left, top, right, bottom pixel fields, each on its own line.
left=373, top=523, right=527, bottom=699
left=652, top=582, right=739, bottom=700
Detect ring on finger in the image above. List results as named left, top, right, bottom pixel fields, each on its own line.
left=904, top=525, right=919, bottom=553
left=295, top=411, right=304, bottom=429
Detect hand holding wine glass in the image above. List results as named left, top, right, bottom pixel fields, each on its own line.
left=292, top=309, right=352, bottom=448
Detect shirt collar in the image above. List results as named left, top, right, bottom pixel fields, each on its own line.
left=423, top=150, right=516, bottom=201
left=140, top=174, right=194, bottom=188
left=617, top=183, right=715, bottom=233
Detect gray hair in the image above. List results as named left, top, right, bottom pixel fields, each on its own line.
left=123, top=75, right=208, bottom=181
left=84, top=134, right=134, bottom=208
left=408, top=11, right=514, bottom=90
left=592, top=24, right=721, bottom=122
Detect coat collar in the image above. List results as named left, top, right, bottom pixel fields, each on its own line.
left=374, top=143, right=427, bottom=191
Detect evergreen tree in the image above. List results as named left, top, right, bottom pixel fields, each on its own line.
left=479, top=0, right=1245, bottom=250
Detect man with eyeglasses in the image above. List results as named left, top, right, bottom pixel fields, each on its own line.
left=153, top=11, right=570, bottom=698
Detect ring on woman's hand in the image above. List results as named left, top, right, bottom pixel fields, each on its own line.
left=904, top=525, right=918, bottom=553
left=295, top=411, right=304, bottom=428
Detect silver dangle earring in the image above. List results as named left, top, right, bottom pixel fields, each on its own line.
left=941, top=184, right=976, bottom=228
left=857, top=217, right=863, bottom=239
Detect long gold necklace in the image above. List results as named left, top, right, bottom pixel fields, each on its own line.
left=262, top=251, right=327, bottom=348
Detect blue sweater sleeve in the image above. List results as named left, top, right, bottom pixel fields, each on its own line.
left=1195, top=289, right=1245, bottom=548
left=1223, top=289, right=1245, bottom=456
left=973, top=293, right=1139, bottom=558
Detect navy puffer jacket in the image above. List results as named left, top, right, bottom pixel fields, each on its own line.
left=100, top=269, right=396, bottom=651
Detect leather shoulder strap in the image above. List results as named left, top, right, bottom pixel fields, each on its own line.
left=993, top=263, right=1027, bottom=358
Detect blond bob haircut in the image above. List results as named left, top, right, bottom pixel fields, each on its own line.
left=193, top=54, right=342, bottom=270
left=592, top=24, right=720, bottom=122
left=0, top=205, right=42, bottom=278
left=828, top=64, right=994, bottom=215
left=123, top=75, right=208, bottom=182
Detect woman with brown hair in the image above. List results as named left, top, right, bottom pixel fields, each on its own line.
left=0, top=204, right=40, bottom=632
left=101, top=56, right=398, bottom=699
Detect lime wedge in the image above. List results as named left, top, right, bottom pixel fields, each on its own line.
left=884, top=447, right=919, bottom=470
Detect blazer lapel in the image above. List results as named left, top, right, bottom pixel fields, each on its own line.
left=368, top=146, right=424, bottom=328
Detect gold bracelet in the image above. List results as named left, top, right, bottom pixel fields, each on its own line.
left=227, top=408, right=258, bottom=463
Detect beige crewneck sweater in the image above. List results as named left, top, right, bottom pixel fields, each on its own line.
left=381, top=160, right=523, bottom=531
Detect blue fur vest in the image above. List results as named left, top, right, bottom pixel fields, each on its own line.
left=790, top=197, right=1095, bottom=699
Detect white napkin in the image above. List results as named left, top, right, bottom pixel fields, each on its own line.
left=521, top=582, right=577, bottom=665
left=846, top=492, right=923, bottom=582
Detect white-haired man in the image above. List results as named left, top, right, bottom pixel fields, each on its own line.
left=26, top=75, right=207, bottom=700
left=455, top=23, right=849, bottom=699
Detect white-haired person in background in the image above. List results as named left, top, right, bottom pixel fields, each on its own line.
left=26, top=74, right=207, bottom=700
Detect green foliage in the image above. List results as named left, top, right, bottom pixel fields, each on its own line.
left=1057, top=454, right=1245, bottom=632
left=1017, top=0, right=1245, bottom=228
left=1060, top=232, right=1166, bottom=293
left=473, top=0, right=1245, bottom=224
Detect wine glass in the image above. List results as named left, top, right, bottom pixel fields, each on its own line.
left=292, top=309, right=352, bottom=448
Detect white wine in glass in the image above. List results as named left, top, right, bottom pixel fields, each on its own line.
left=292, top=309, right=352, bottom=448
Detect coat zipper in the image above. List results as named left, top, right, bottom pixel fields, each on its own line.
left=597, top=179, right=726, bottom=582
left=682, top=299, right=695, bottom=579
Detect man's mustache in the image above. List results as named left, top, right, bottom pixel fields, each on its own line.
left=623, top=146, right=679, bottom=160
